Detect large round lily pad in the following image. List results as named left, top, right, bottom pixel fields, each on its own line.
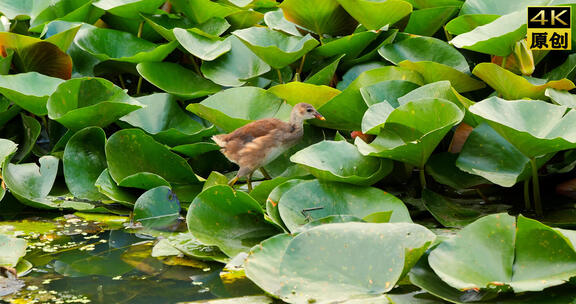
left=277, top=179, right=411, bottom=232
left=47, top=77, right=143, bottom=130
left=245, top=222, right=435, bottom=303
left=379, top=35, right=469, bottom=73
left=233, top=27, right=319, bottom=69
left=63, top=127, right=108, bottom=201
left=186, top=185, right=280, bottom=257
left=429, top=213, right=576, bottom=293
left=356, top=98, right=464, bottom=168
left=105, top=129, right=199, bottom=186
left=290, top=140, right=392, bottom=185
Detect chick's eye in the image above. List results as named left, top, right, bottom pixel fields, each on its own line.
left=306, top=108, right=313, bottom=112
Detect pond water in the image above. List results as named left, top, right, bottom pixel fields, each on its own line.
left=0, top=215, right=262, bottom=304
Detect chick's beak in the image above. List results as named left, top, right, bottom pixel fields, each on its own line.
left=314, top=112, right=325, bottom=120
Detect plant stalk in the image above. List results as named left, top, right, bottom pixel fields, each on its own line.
left=419, top=167, right=427, bottom=189
left=118, top=74, right=126, bottom=90
left=277, top=68, right=283, bottom=84
left=136, top=76, right=143, bottom=95
left=137, top=21, right=144, bottom=38
left=530, top=158, right=542, bottom=216
left=297, top=54, right=306, bottom=75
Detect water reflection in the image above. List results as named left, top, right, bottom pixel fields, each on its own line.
left=2, top=225, right=261, bottom=304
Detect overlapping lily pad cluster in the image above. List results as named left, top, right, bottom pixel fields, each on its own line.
left=2, top=0, right=576, bottom=303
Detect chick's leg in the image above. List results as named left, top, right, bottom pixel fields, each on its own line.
left=260, top=167, right=272, bottom=180
left=247, top=172, right=253, bottom=192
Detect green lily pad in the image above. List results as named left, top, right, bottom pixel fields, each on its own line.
left=428, top=213, right=576, bottom=292
left=0, top=138, right=17, bottom=168
left=277, top=179, right=411, bottom=232
left=227, top=9, right=265, bottom=30
left=360, top=80, right=420, bottom=107
left=336, top=0, right=413, bottom=30
left=233, top=27, right=319, bottom=69
left=171, top=142, right=221, bottom=158
left=426, top=152, right=487, bottom=189
left=304, top=54, right=344, bottom=86
left=421, top=189, right=484, bottom=228
left=3, top=156, right=92, bottom=210
left=312, top=31, right=379, bottom=61
left=279, top=0, right=358, bottom=36
left=186, top=185, right=280, bottom=257
left=136, top=62, right=221, bottom=99
left=120, top=93, right=217, bottom=146
left=398, top=60, right=486, bottom=93
left=268, top=82, right=340, bottom=109
left=469, top=96, right=576, bottom=158
left=3, top=156, right=58, bottom=208
left=75, top=26, right=178, bottom=63
left=445, top=14, right=500, bottom=35
left=396, top=80, right=476, bottom=125
left=265, top=179, right=304, bottom=230
left=317, top=66, right=424, bottom=130
left=0, top=234, right=27, bottom=267
left=404, top=6, right=459, bottom=36
left=460, top=0, right=541, bottom=15
left=546, top=88, right=576, bottom=108
left=153, top=232, right=228, bottom=263
left=379, top=36, right=469, bottom=73
left=245, top=234, right=293, bottom=297
left=94, top=168, right=138, bottom=205
left=171, top=0, right=237, bottom=24
left=140, top=13, right=194, bottom=41
left=187, top=86, right=291, bottom=132
left=0, top=72, right=64, bottom=115
left=545, top=53, right=576, bottom=81
left=47, top=77, right=143, bottom=130
left=133, top=186, right=180, bottom=229
left=93, top=0, right=165, bottom=19
left=105, top=129, right=199, bottom=185
left=409, top=254, right=497, bottom=304
left=290, top=140, right=392, bottom=185
left=450, top=10, right=526, bottom=56
left=12, top=114, right=41, bottom=163
left=116, top=172, right=170, bottom=190
left=0, top=0, right=50, bottom=19
left=264, top=9, right=301, bottom=36
left=173, top=27, right=231, bottom=61
left=356, top=99, right=464, bottom=168
left=29, top=0, right=102, bottom=33
left=63, top=127, right=108, bottom=201
left=472, top=63, right=575, bottom=100
left=201, top=36, right=271, bottom=87
left=277, top=222, right=434, bottom=303
left=455, top=123, right=535, bottom=187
